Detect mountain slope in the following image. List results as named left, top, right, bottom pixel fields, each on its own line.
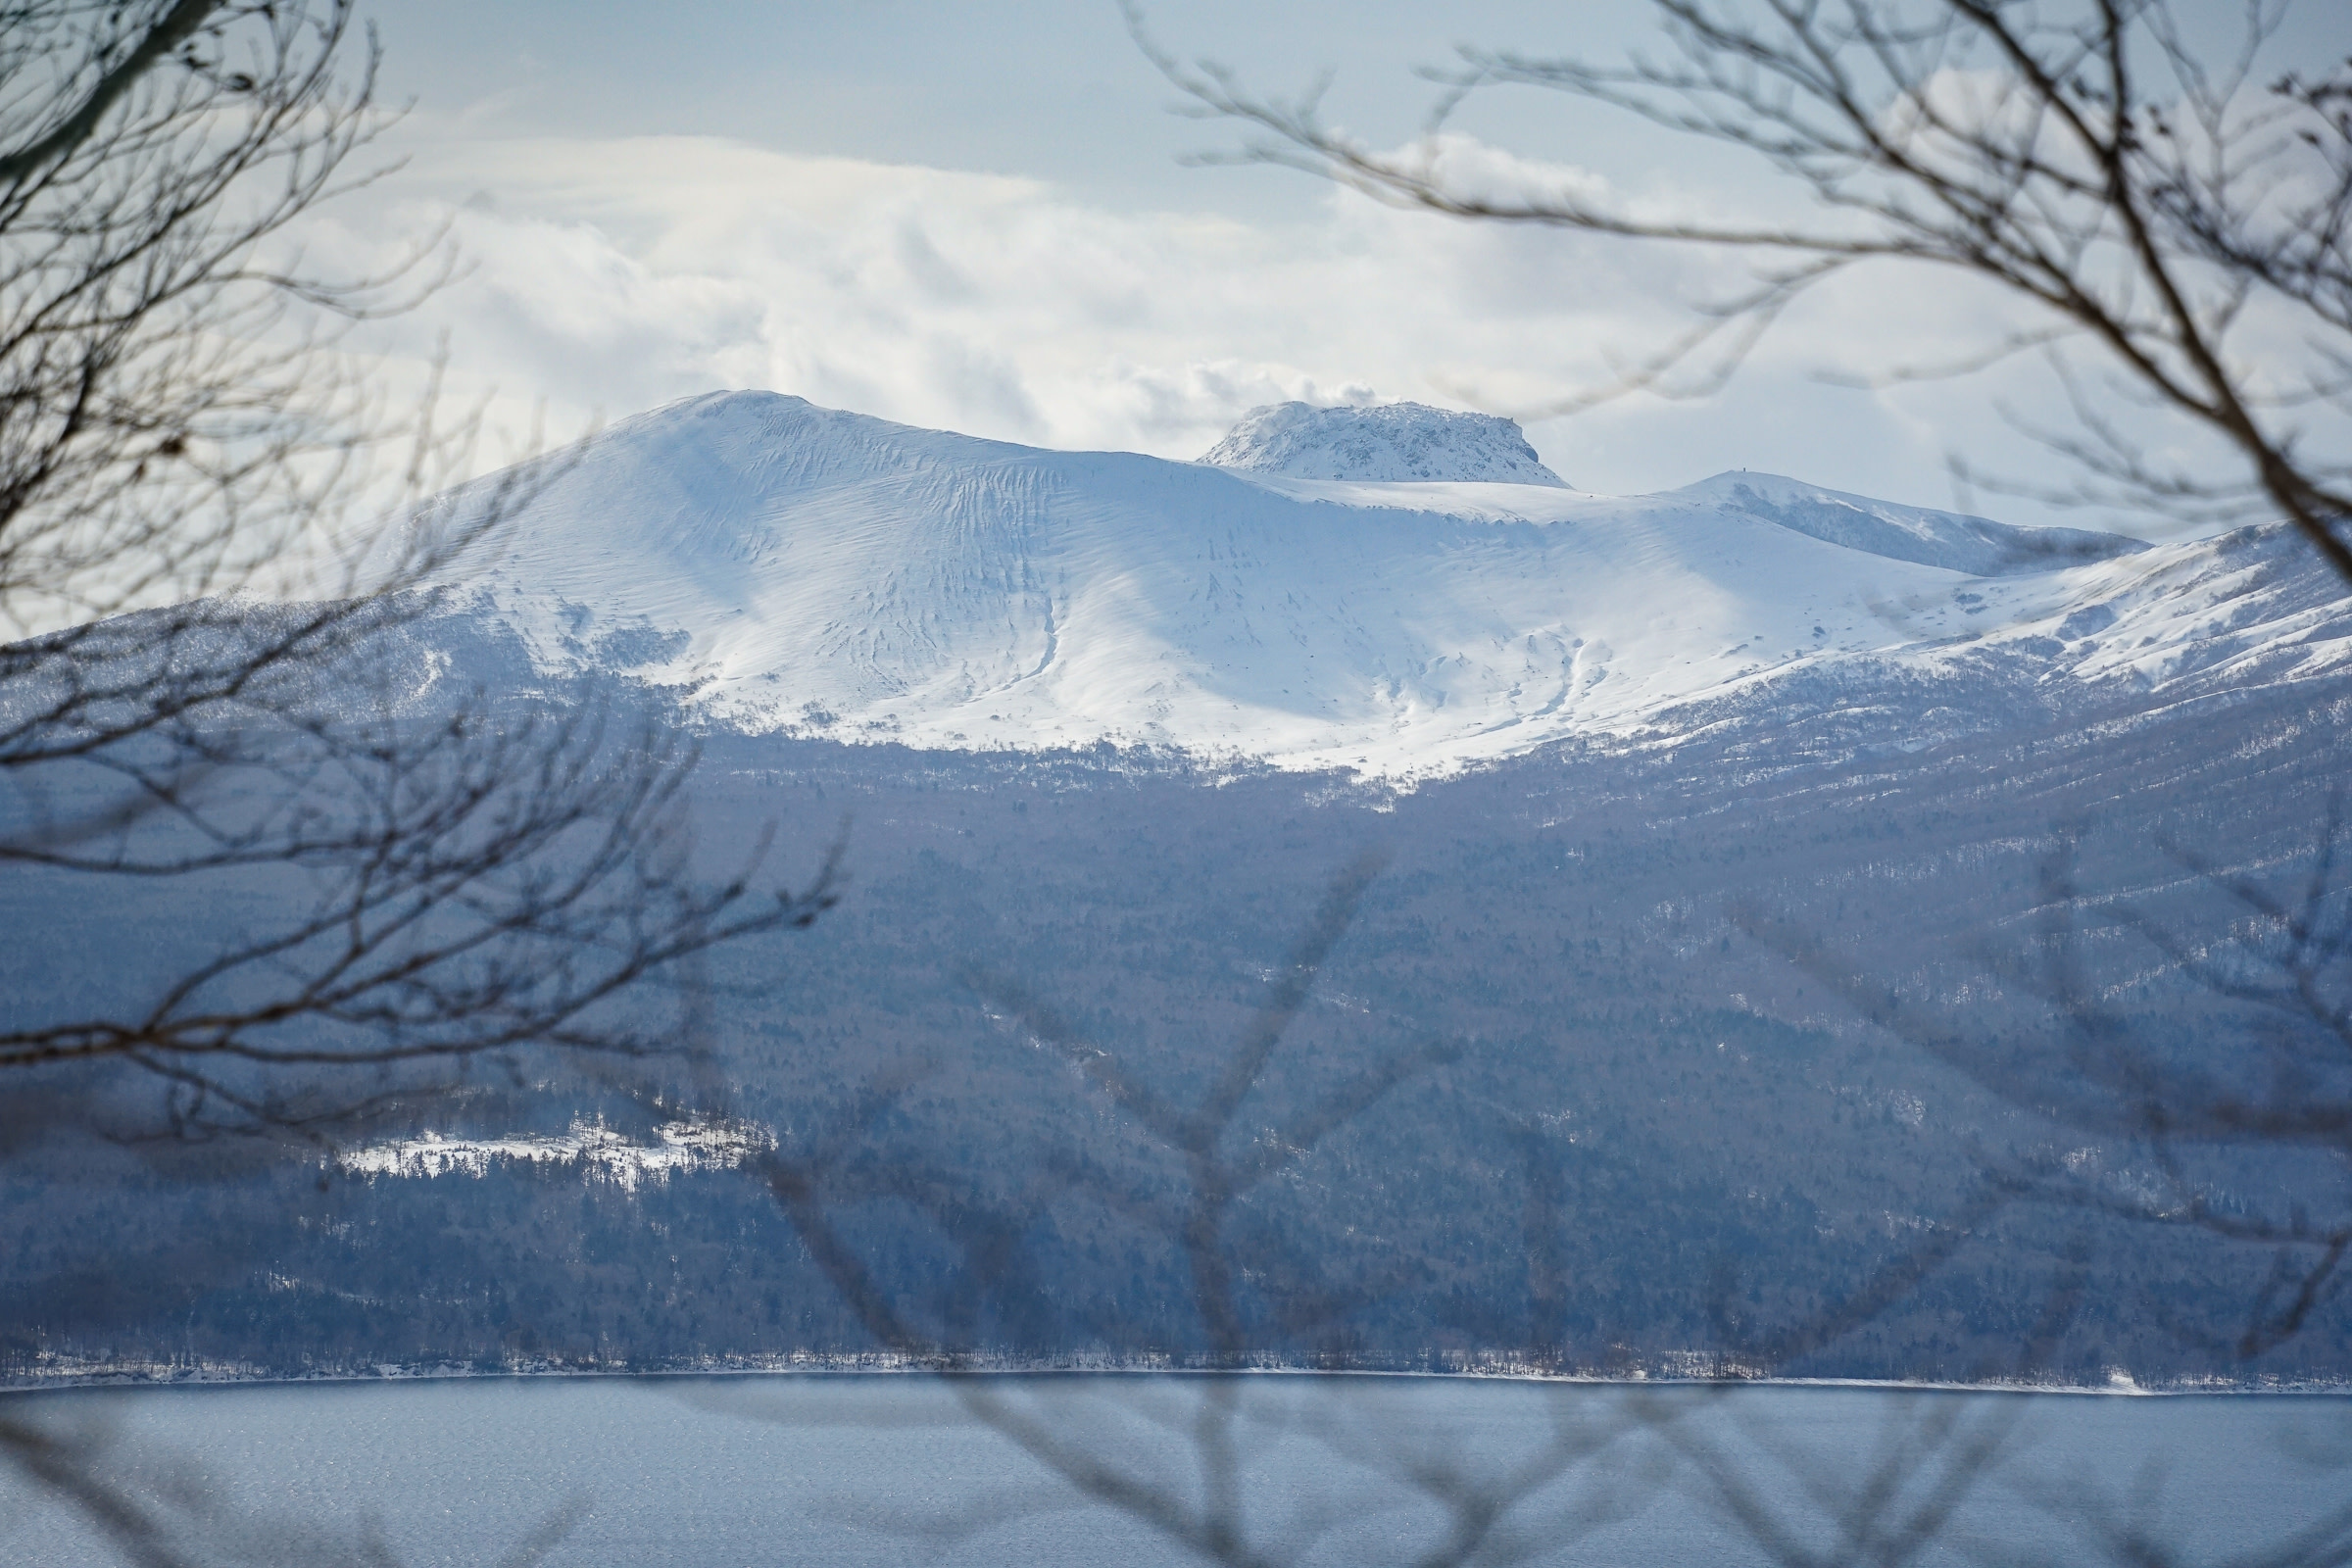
left=435, top=391, right=2338, bottom=777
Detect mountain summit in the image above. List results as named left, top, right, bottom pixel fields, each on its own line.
left=1199, top=401, right=1570, bottom=486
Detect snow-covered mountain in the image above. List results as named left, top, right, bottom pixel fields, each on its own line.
left=1200, top=401, right=1569, bottom=485
left=432, top=390, right=2350, bottom=777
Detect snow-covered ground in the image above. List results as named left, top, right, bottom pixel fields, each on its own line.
left=426, top=391, right=2351, bottom=778
left=339, top=1118, right=769, bottom=1192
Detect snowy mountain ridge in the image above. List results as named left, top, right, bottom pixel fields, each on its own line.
left=427, top=391, right=2349, bottom=779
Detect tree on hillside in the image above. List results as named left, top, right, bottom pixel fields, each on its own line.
left=0, top=0, right=837, bottom=1142
left=0, top=5, right=828, bottom=1561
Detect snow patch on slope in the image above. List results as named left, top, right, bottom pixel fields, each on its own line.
left=1200, top=401, right=1568, bottom=486
left=339, top=1118, right=769, bottom=1192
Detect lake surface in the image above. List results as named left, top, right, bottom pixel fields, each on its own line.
left=0, top=1374, right=2345, bottom=1567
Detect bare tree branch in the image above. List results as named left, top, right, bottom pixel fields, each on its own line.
left=1131, top=0, right=2352, bottom=574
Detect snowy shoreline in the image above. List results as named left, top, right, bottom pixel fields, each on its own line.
left=4, top=1355, right=2341, bottom=1398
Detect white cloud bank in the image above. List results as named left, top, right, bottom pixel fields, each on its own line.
left=308, top=122, right=2150, bottom=523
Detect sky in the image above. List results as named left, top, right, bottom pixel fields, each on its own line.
left=314, top=0, right=2293, bottom=529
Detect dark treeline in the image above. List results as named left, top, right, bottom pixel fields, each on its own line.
left=3, top=635, right=2347, bottom=1387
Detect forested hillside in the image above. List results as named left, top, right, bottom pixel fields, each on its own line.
left=6, top=637, right=2344, bottom=1386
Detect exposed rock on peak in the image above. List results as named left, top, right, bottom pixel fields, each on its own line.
left=1200, top=401, right=1569, bottom=486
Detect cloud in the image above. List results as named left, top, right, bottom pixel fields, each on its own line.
left=302, top=122, right=2178, bottom=525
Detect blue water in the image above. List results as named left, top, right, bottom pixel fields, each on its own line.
left=0, top=1374, right=2345, bottom=1566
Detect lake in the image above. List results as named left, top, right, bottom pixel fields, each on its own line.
left=0, top=1374, right=2343, bottom=1566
